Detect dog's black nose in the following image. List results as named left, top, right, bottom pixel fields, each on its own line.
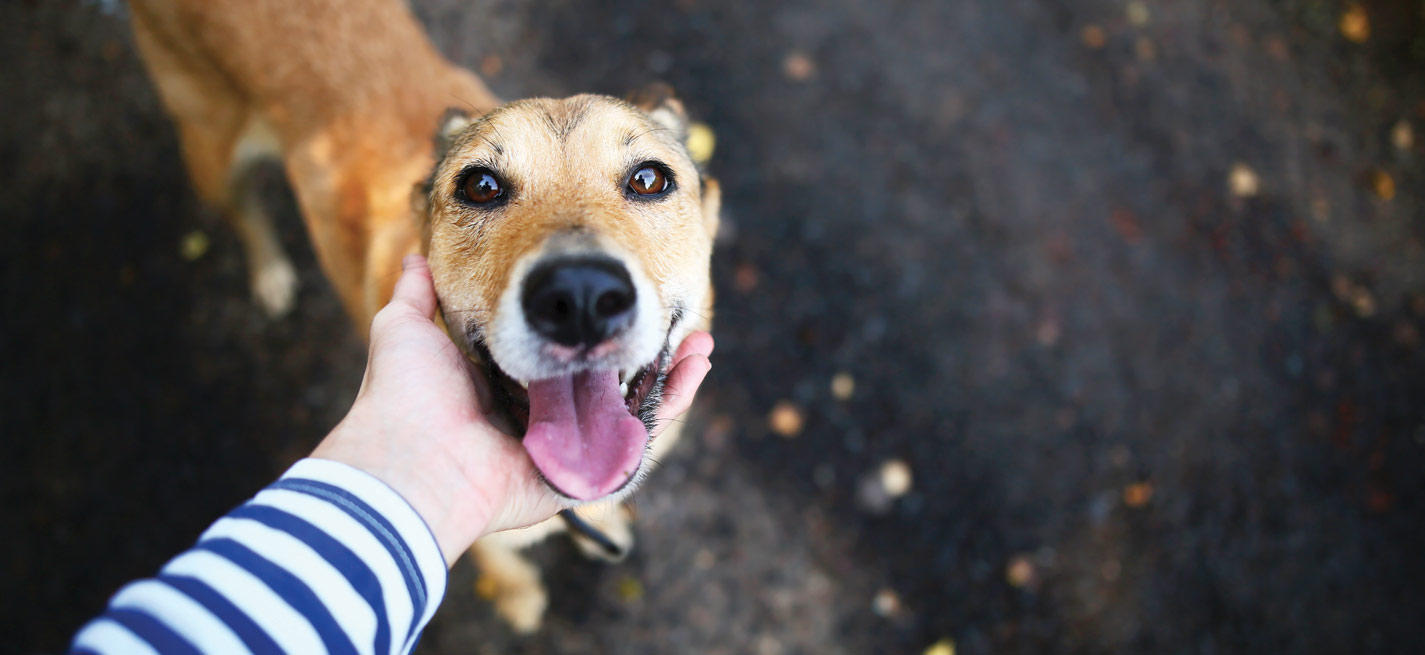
left=522, top=258, right=637, bottom=348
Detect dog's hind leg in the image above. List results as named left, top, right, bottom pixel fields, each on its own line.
left=130, top=9, right=296, bottom=317
left=227, top=120, right=297, bottom=317
left=470, top=537, right=549, bottom=633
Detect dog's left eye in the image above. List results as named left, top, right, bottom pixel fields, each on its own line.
left=627, top=163, right=671, bottom=197
left=457, top=167, right=506, bottom=205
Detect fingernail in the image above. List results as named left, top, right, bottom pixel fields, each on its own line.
left=401, top=254, right=420, bottom=271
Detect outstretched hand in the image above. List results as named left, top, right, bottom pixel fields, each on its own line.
left=312, top=254, right=713, bottom=566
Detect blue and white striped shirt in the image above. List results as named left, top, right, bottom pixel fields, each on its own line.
left=70, top=459, right=449, bottom=655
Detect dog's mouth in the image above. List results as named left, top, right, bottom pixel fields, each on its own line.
left=471, top=332, right=672, bottom=501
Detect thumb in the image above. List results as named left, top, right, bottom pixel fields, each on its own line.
left=389, top=254, right=439, bottom=319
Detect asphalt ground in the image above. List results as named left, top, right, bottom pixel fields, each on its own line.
left=4, top=0, right=1424, bottom=652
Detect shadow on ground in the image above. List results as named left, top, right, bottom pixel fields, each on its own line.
left=4, top=0, right=1424, bottom=652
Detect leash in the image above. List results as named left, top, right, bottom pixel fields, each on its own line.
left=558, top=509, right=625, bottom=558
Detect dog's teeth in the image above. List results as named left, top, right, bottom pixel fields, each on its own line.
left=620, top=381, right=630, bottom=396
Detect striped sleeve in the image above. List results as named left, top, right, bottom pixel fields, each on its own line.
left=71, top=459, right=449, bottom=655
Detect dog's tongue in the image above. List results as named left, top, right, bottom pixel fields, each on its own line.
left=523, top=370, right=648, bottom=500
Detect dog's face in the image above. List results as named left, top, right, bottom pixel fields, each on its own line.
left=421, top=93, right=718, bottom=503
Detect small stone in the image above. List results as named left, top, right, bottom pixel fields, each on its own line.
left=924, top=638, right=956, bottom=655
left=1392, top=120, right=1414, bottom=151
left=686, top=122, right=716, bottom=165
left=768, top=401, right=804, bottom=437
left=783, top=51, right=816, bottom=81
left=1228, top=163, right=1260, bottom=197
left=830, top=372, right=856, bottom=400
left=1122, top=481, right=1154, bottom=508
left=693, top=548, right=716, bottom=570
left=872, top=588, right=902, bottom=617
left=1006, top=555, right=1035, bottom=588
left=1340, top=4, right=1370, bottom=44
left=1126, top=2, right=1149, bottom=27
left=179, top=230, right=210, bottom=262
left=1080, top=24, right=1107, bottom=50
left=879, top=459, right=913, bottom=497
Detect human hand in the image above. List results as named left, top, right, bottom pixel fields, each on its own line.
left=312, top=254, right=713, bottom=566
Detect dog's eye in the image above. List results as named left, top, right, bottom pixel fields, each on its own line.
left=627, top=164, right=671, bottom=197
left=458, top=168, right=505, bottom=205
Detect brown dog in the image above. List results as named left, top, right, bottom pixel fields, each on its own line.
left=129, top=0, right=718, bottom=632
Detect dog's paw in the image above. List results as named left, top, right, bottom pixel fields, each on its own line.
left=477, top=574, right=547, bottom=634
left=568, top=504, right=635, bottom=563
left=250, top=257, right=297, bottom=318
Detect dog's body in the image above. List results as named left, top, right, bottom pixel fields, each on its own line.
left=130, top=0, right=716, bottom=632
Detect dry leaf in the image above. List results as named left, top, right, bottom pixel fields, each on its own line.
left=783, top=51, right=816, bottom=81
left=1006, top=555, right=1036, bottom=587
left=1228, top=163, right=1260, bottom=197
left=769, top=401, right=804, bottom=437
left=1123, top=481, right=1154, bottom=508
left=924, top=638, right=956, bottom=655
left=687, top=122, right=716, bottom=165
left=1340, top=4, right=1370, bottom=44
left=180, top=230, right=210, bottom=262
left=831, top=372, right=856, bottom=400
left=879, top=459, right=913, bottom=497
left=1081, top=25, right=1107, bottom=50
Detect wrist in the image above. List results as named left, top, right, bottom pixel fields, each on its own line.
left=313, top=417, right=496, bottom=567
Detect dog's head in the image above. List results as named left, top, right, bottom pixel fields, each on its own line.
left=418, top=89, right=718, bottom=504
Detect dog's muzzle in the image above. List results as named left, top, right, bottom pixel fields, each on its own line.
left=521, top=256, right=636, bottom=350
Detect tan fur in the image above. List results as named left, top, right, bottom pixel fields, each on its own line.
left=132, top=0, right=717, bottom=633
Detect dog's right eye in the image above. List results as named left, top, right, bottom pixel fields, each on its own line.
left=457, top=168, right=505, bottom=205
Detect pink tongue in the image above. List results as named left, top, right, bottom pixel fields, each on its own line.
left=523, top=370, right=648, bottom=500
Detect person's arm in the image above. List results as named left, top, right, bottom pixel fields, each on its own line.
left=71, top=459, right=449, bottom=655
left=71, top=255, right=713, bottom=654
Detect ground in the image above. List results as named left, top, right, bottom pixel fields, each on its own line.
left=4, top=0, right=1424, bottom=653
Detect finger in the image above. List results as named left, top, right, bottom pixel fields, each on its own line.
left=388, top=254, right=439, bottom=320
left=671, top=331, right=714, bottom=366
left=655, top=353, right=711, bottom=427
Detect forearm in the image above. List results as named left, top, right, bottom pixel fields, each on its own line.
left=70, top=459, right=447, bottom=655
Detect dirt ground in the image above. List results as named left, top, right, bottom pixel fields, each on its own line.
left=4, top=0, right=1425, bottom=653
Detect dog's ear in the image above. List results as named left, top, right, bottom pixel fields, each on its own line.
left=415, top=108, right=475, bottom=221
left=627, top=82, right=689, bottom=143
left=433, top=107, right=474, bottom=158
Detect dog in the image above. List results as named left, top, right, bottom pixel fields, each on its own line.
left=128, top=0, right=718, bottom=632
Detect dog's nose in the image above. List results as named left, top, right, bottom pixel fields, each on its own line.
left=522, top=258, right=637, bottom=347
